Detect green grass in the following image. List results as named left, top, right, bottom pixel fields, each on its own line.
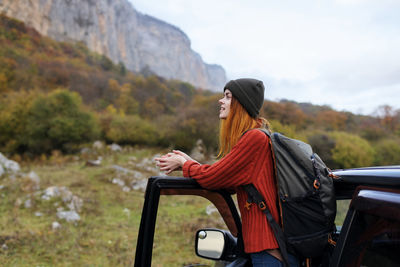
left=0, top=147, right=354, bottom=266
left=0, top=147, right=224, bottom=266
left=335, top=199, right=351, bottom=227
left=152, top=195, right=227, bottom=266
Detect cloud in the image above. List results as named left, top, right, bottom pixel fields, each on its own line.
left=130, top=0, right=400, bottom=115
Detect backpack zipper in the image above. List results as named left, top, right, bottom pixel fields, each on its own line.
left=287, top=228, right=331, bottom=242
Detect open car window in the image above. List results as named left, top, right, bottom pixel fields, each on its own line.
left=160, top=188, right=239, bottom=236
left=152, top=192, right=236, bottom=265
left=134, top=177, right=242, bottom=267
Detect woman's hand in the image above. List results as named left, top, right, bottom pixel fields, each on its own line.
left=171, top=150, right=198, bottom=163
left=155, top=152, right=188, bottom=174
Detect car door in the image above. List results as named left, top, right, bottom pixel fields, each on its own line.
left=330, top=186, right=400, bottom=267
left=134, top=177, right=242, bottom=267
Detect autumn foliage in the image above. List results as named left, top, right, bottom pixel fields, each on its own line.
left=1, top=14, right=400, bottom=168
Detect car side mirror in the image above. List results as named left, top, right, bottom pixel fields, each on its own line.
left=195, top=228, right=238, bottom=261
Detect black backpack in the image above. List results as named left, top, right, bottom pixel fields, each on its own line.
left=243, top=129, right=337, bottom=266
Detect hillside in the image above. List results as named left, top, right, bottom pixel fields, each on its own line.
left=1, top=11, right=400, bottom=267
left=0, top=14, right=400, bottom=169
left=0, top=0, right=227, bottom=91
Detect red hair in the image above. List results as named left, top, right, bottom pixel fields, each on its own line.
left=218, top=96, right=269, bottom=158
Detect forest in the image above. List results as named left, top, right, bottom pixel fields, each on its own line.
left=1, top=13, right=400, bottom=169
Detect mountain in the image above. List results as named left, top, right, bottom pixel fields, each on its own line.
left=0, top=0, right=226, bottom=91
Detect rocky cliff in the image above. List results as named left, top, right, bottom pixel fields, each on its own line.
left=0, top=0, right=226, bottom=91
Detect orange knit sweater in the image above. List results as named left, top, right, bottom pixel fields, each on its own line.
left=182, top=129, right=279, bottom=253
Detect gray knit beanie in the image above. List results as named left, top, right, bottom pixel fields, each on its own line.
left=224, top=78, right=265, bottom=118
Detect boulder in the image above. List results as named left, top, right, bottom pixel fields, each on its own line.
left=26, top=171, right=40, bottom=191
left=109, top=143, right=122, bottom=152
left=86, top=157, right=102, bottom=167
left=92, top=140, right=104, bottom=150
left=52, top=221, right=61, bottom=230
left=0, top=152, right=21, bottom=175
left=57, top=210, right=80, bottom=223
left=190, top=139, right=206, bottom=162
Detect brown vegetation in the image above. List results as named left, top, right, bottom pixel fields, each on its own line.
left=1, top=14, right=400, bottom=169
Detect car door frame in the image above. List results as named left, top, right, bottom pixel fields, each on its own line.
left=134, top=176, right=243, bottom=267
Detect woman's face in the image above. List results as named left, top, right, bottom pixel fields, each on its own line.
left=219, top=89, right=232, bottom=119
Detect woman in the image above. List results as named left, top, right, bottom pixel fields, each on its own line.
left=156, top=78, right=298, bottom=267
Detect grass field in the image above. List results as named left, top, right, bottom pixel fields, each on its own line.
left=0, top=147, right=229, bottom=266
left=0, top=147, right=350, bottom=266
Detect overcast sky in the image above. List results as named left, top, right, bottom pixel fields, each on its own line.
left=129, top=0, right=400, bottom=115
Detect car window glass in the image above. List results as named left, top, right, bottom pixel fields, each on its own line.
left=152, top=195, right=229, bottom=266
left=339, top=211, right=400, bottom=266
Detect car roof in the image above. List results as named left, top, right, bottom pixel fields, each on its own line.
left=333, top=166, right=400, bottom=198
left=333, top=166, right=400, bottom=184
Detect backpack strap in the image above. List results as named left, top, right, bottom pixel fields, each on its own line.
left=241, top=127, right=271, bottom=138
left=241, top=129, right=290, bottom=266
left=243, top=184, right=290, bottom=267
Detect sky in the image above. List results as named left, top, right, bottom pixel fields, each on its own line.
left=129, top=0, right=400, bottom=116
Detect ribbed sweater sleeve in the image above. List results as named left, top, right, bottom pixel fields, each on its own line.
left=182, top=129, right=268, bottom=189
left=182, top=129, right=280, bottom=253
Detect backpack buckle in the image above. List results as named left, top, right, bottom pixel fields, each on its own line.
left=258, top=201, right=267, bottom=211
left=328, top=172, right=340, bottom=179
left=245, top=201, right=252, bottom=210
left=328, top=233, right=337, bottom=246
left=313, top=179, right=321, bottom=189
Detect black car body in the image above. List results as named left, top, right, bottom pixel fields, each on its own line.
left=134, top=167, right=400, bottom=266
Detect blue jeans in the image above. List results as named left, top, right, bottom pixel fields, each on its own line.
left=250, top=250, right=299, bottom=267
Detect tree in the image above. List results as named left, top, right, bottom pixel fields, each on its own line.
left=307, top=132, right=336, bottom=168
left=375, top=105, right=398, bottom=132
left=315, top=110, right=347, bottom=131
left=25, top=89, right=99, bottom=153
left=262, top=100, right=307, bottom=129
left=0, top=90, right=36, bottom=153
left=117, top=62, right=126, bottom=76
left=269, top=120, right=297, bottom=139
left=374, top=139, right=400, bottom=166
left=100, top=55, right=113, bottom=71
left=105, top=115, right=159, bottom=146
left=142, top=97, right=164, bottom=119
left=115, top=83, right=139, bottom=115
left=330, top=132, right=375, bottom=169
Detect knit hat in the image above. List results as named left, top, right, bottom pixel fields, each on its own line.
left=224, top=78, right=265, bottom=118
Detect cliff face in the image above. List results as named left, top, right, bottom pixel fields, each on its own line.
left=0, top=0, right=226, bottom=91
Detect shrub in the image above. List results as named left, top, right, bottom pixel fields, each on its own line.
left=152, top=94, right=220, bottom=153
left=307, top=132, right=336, bottom=168
left=329, top=132, right=375, bottom=169
left=359, top=119, right=387, bottom=142
left=315, top=110, right=347, bottom=131
left=269, top=120, right=297, bottom=138
left=0, top=90, right=37, bottom=153
left=262, top=101, right=307, bottom=129
left=105, top=115, right=159, bottom=146
left=24, top=89, right=99, bottom=154
left=374, top=139, right=400, bottom=166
